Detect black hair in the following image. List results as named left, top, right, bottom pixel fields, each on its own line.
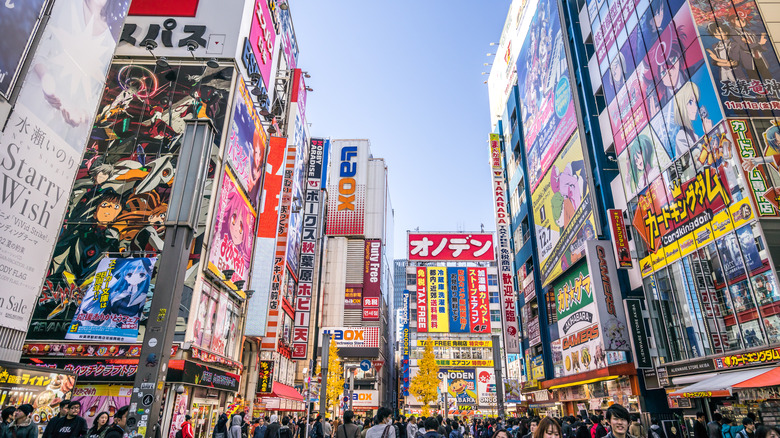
left=1, top=407, right=16, bottom=422
left=606, top=404, right=630, bottom=422
left=425, top=417, right=440, bottom=431
left=344, top=411, right=354, bottom=424
left=282, top=416, right=290, bottom=426
left=68, top=401, right=81, bottom=409
left=713, top=413, right=722, bottom=422
left=60, top=400, right=71, bottom=408
left=115, top=406, right=130, bottom=422
left=743, top=418, right=754, bottom=426
left=376, top=408, right=393, bottom=424
left=696, top=412, right=705, bottom=419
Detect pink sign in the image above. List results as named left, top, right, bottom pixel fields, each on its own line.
left=249, top=0, right=277, bottom=90
left=408, top=233, right=495, bottom=261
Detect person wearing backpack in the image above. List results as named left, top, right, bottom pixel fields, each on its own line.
left=722, top=417, right=742, bottom=438
left=365, top=408, right=396, bottom=438
left=648, top=419, right=665, bottom=438
left=337, top=411, right=361, bottom=438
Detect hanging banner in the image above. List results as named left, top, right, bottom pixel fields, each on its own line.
left=427, top=267, right=449, bottom=332
left=416, top=267, right=428, bottom=333
left=585, top=241, right=631, bottom=351
left=402, top=289, right=411, bottom=397
left=447, top=267, right=470, bottom=333
left=66, top=257, right=157, bottom=342
left=625, top=298, right=653, bottom=369
left=467, top=267, right=491, bottom=333
left=608, top=209, right=632, bottom=268
left=362, top=240, right=381, bottom=321
left=257, top=360, right=275, bottom=393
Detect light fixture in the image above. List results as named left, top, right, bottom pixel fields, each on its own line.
left=267, top=125, right=277, bottom=134
left=206, top=58, right=220, bottom=68
left=245, top=289, right=255, bottom=299
left=305, top=86, right=313, bottom=92
left=142, top=39, right=158, bottom=51
left=486, top=53, right=495, bottom=56
left=279, top=0, right=289, bottom=9
left=251, top=85, right=264, bottom=96
left=186, top=40, right=199, bottom=52
left=234, top=280, right=246, bottom=290
left=303, top=72, right=311, bottom=78
left=222, top=269, right=235, bottom=279
left=156, top=57, right=169, bottom=68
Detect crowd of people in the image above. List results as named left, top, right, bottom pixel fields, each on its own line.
left=0, top=401, right=130, bottom=438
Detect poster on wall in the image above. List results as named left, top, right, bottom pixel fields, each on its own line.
left=438, top=369, right=478, bottom=406
left=66, top=257, right=158, bottom=342
left=0, top=0, right=133, bottom=334
left=71, top=385, right=132, bottom=429
left=208, top=168, right=257, bottom=287
left=553, top=261, right=597, bottom=338
left=560, top=323, right=604, bottom=376
left=248, top=0, right=278, bottom=90
left=533, top=132, right=597, bottom=286
left=0, top=0, right=47, bottom=97
left=0, top=363, right=75, bottom=428
left=476, top=369, right=497, bottom=406
left=515, top=0, right=578, bottom=191
left=729, top=119, right=780, bottom=217
left=226, top=76, right=266, bottom=205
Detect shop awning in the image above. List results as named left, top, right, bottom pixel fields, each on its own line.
left=668, top=368, right=769, bottom=398
left=733, top=366, right=780, bottom=389
left=269, top=382, right=304, bottom=401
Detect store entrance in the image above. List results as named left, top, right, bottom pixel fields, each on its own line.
left=192, top=400, right=219, bottom=438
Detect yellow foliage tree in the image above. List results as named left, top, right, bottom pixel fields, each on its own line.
left=409, top=337, right=440, bottom=416
left=325, top=337, right=344, bottom=416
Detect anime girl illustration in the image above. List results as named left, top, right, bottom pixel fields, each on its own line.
left=627, top=133, right=660, bottom=193
left=550, top=158, right=586, bottom=232
left=213, top=181, right=255, bottom=282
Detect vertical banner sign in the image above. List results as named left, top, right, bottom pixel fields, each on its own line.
left=491, top=133, right=520, bottom=353
left=257, top=360, right=275, bottom=393
left=362, top=240, right=382, bottom=321
left=448, top=268, right=470, bottom=333
left=608, top=209, right=632, bottom=268
left=225, top=75, right=267, bottom=205
left=262, top=144, right=297, bottom=350
left=625, top=299, right=653, bottom=369
left=427, top=267, right=449, bottom=332
left=416, top=268, right=428, bottom=332
left=468, top=268, right=491, bottom=333
left=326, top=140, right=367, bottom=236
left=585, top=241, right=631, bottom=351
left=291, top=138, right=325, bottom=359
left=248, top=0, right=277, bottom=91
left=0, top=0, right=131, bottom=334
left=402, top=289, right=411, bottom=397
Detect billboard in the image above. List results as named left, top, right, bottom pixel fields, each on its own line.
left=26, top=63, right=232, bottom=340
left=467, top=268, right=491, bottom=334
left=408, top=233, right=495, bottom=261
left=344, top=285, right=362, bottom=310
left=284, top=106, right=308, bottom=277
left=66, top=257, right=157, bottom=343
left=402, top=289, right=411, bottom=397
left=257, top=137, right=289, bottom=239
left=326, top=140, right=368, bottom=236
left=0, top=0, right=132, bottom=334
left=553, top=261, right=596, bottom=338
left=728, top=119, right=780, bottom=218
left=560, top=323, right=604, bottom=376
left=248, top=0, right=278, bottom=90
left=351, top=390, right=379, bottom=409
left=257, top=360, right=274, bottom=393
left=416, top=267, right=428, bottom=332
left=447, top=268, right=470, bottom=333
left=226, top=76, right=266, bottom=205
left=71, top=385, right=132, bottom=429
left=363, top=240, right=382, bottom=321
left=0, top=363, right=75, bottom=427
left=321, top=327, right=380, bottom=348
left=438, top=369, right=477, bottom=406
left=608, top=209, right=632, bottom=268
left=476, top=369, right=497, bottom=406
left=208, top=168, right=257, bottom=287
left=585, top=241, right=631, bottom=351
left=532, top=132, right=597, bottom=286
left=516, top=0, right=578, bottom=191
left=426, top=267, right=449, bottom=332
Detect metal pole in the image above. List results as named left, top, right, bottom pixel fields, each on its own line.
left=319, top=332, right=330, bottom=417
left=444, top=391, right=448, bottom=420
left=491, top=335, right=505, bottom=421
left=125, top=120, right=215, bottom=438
left=348, top=369, right=355, bottom=411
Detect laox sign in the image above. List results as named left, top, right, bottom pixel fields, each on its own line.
left=338, top=146, right=358, bottom=211
left=324, top=329, right=364, bottom=341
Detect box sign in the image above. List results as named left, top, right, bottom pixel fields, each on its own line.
left=418, top=340, right=492, bottom=348
left=408, top=233, right=495, bottom=261
left=714, top=347, right=780, bottom=369
left=608, top=209, right=632, bottom=268
left=351, top=390, right=378, bottom=408
left=362, top=240, right=381, bottom=321
left=326, top=141, right=368, bottom=235
left=322, top=327, right=379, bottom=348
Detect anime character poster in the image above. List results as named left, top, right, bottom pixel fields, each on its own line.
left=532, top=132, right=597, bottom=286
left=65, top=257, right=157, bottom=342
left=516, top=0, right=578, bottom=192
left=438, top=369, right=477, bottom=406
left=225, top=76, right=266, bottom=206
left=71, top=385, right=131, bottom=429
left=0, top=0, right=46, bottom=97
left=29, top=63, right=232, bottom=341
left=689, top=0, right=780, bottom=117
left=208, top=169, right=257, bottom=287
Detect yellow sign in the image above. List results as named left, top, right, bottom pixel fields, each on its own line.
left=435, top=359, right=495, bottom=367
left=418, top=340, right=492, bottom=348
left=427, top=267, right=449, bottom=332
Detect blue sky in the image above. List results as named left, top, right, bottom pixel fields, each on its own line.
left=291, top=1, right=512, bottom=259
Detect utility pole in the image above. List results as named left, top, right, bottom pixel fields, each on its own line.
left=319, top=332, right=330, bottom=417
left=492, top=335, right=506, bottom=420
left=125, top=120, right=215, bottom=438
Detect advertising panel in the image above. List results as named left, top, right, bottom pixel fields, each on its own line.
left=528, top=317, right=542, bottom=347
left=326, top=140, right=368, bottom=236
left=416, top=267, right=428, bottom=332
left=257, top=360, right=275, bottom=393
left=516, top=0, right=578, bottom=191
left=467, top=268, right=491, bottom=333
left=351, top=390, right=379, bottom=408
left=491, top=160, right=521, bottom=352
left=625, top=298, right=653, bottom=369
left=321, top=327, right=380, bottom=348
left=258, top=137, right=289, bottom=239
left=168, top=360, right=240, bottom=392
left=226, top=76, right=266, bottom=204
left=408, top=233, right=495, bottom=261
left=476, top=369, right=497, bottom=406
left=363, top=240, right=381, bottom=321
left=0, top=0, right=47, bottom=97
left=728, top=119, right=780, bottom=217
left=560, top=323, right=604, bottom=376
left=0, top=1, right=132, bottom=334
left=66, top=257, right=157, bottom=342
left=402, top=289, right=411, bottom=397
left=208, top=168, right=257, bottom=287
left=533, top=132, right=597, bottom=286
left=285, top=107, right=308, bottom=277
left=344, top=285, right=362, bottom=310
left=248, top=0, right=278, bottom=90
left=427, top=267, right=449, bottom=332
left=553, top=261, right=596, bottom=337
left=128, top=0, right=199, bottom=16
left=585, top=241, right=631, bottom=351
left=439, top=369, right=477, bottom=406
left=25, top=62, right=232, bottom=340
left=608, top=209, right=633, bottom=268
left=434, top=359, right=495, bottom=368
left=418, top=340, right=492, bottom=348
left=447, top=268, right=470, bottom=333
left=71, top=385, right=132, bottom=428
left=0, top=362, right=75, bottom=427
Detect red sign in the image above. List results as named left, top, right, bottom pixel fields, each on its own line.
left=467, top=268, right=491, bottom=333
left=632, top=166, right=731, bottom=253
left=362, top=240, right=381, bottom=321
left=372, top=360, right=384, bottom=373
left=416, top=268, right=428, bottom=332
left=408, top=233, right=495, bottom=261
left=257, top=137, right=288, bottom=239
left=129, top=0, right=199, bottom=16
left=608, top=209, right=632, bottom=268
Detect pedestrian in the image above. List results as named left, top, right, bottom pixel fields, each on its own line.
left=2, top=406, right=16, bottom=438
left=214, top=415, right=229, bottom=438
left=562, top=418, right=573, bottom=438
left=420, top=418, right=440, bottom=438
left=104, top=407, right=129, bottom=438
left=736, top=418, right=756, bottom=438
left=494, top=429, right=511, bottom=438
left=523, top=419, right=539, bottom=438
left=323, top=420, right=333, bottom=438
left=267, top=416, right=281, bottom=438
left=756, top=426, right=780, bottom=438
left=52, top=401, right=87, bottom=438
left=230, top=415, right=244, bottom=438
left=407, top=417, right=418, bottom=438
left=575, top=420, right=590, bottom=438
left=9, top=404, right=37, bottom=438
left=532, top=417, right=561, bottom=438
left=361, top=420, right=373, bottom=438
left=181, top=415, right=194, bottom=438
left=365, top=408, right=396, bottom=438
left=254, top=417, right=267, bottom=438
left=629, top=416, right=645, bottom=438
left=649, top=419, right=665, bottom=438
left=603, top=404, right=631, bottom=438
left=86, top=412, right=110, bottom=438
left=708, top=414, right=723, bottom=438
left=694, top=413, right=708, bottom=438
left=336, top=411, right=361, bottom=438
left=242, top=415, right=251, bottom=438
left=43, top=401, right=72, bottom=438
left=280, top=417, right=294, bottom=438
left=312, top=417, right=324, bottom=438
left=450, top=422, right=463, bottom=438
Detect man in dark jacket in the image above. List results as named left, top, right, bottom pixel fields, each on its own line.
left=254, top=418, right=267, bottom=438
left=422, top=419, right=440, bottom=438
left=694, top=413, right=708, bottom=438
left=707, top=413, right=723, bottom=438
left=43, top=400, right=71, bottom=438
left=52, top=401, right=87, bottom=438
left=105, top=406, right=129, bottom=438
left=267, top=416, right=281, bottom=438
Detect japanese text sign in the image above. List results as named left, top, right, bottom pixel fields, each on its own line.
left=467, top=267, right=491, bottom=334
left=416, top=267, right=428, bottom=332
left=408, top=233, right=495, bottom=261
left=426, top=267, right=449, bottom=332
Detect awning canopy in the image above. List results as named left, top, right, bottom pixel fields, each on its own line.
left=734, top=366, right=780, bottom=389
left=269, top=382, right=304, bottom=401
left=668, top=368, right=770, bottom=398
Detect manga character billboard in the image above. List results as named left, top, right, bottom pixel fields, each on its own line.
left=516, top=0, right=578, bottom=191
left=438, top=369, right=477, bottom=406
left=226, top=76, right=266, bottom=205
left=28, top=63, right=232, bottom=340
left=66, top=257, right=157, bottom=342
left=208, top=168, right=257, bottom=287
left=71, top=385, right=132, bottom=429
left=532, top=132, right=597, bottom=286
left=0, top=0, right=47, bottom=97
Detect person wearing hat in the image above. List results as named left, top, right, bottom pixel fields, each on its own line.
left=182, top=415, right=194, bottom=438
left=10, top=404, right=38, bottom=438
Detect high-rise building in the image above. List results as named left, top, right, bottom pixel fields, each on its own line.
left=394, top=259, right=408, bottom=312
left=490, top=0, right=780, bottom=419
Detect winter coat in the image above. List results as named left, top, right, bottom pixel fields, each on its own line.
left=9, top=419, right=38, bottom=438
left=103, top=425, right=125, bottom=438
left=366, top=424, right=396, bottom=438
left=229, top=416, right=244, bottom=438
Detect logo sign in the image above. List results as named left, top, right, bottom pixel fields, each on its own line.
left=408, top=233, right=495, bottom=261
left=553, top=262, right=594, bottom=336
left=360, top=360, right=371, bottom=371
left=625, top=299, right=653, bottom=369
left=714, top=347, right=780, bottom=370
left=362, top=240, right=381, bottom=321
left=416, top=267, right=428, bottom=332
left=608, top=209, right=632, bottom=268
left=491, top=163, right=520, bottom=353
left=351, top=390, right=378, bottom=408
left=585, top=241, right=631, bottom=351
left=257, top=360, right=274, bottom=393
left=326, top=141, right=367, bottom=235
left=322, top=327, right=379, bottom=348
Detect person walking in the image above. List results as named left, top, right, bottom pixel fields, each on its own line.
left=323, top=420, right=333, bottom=438
left=708, top=414, right=723, bottom=438
left=694, top=413, right=708, bottom=438
left=361, top=420, right=373, bottom=438
left=43, top=401, right=71, bottom=438
left=1, top=406, right=17, bottom=438
left=181, top=415, right=194, bottom=438
left=9, top=405, right=38, bottom=438
left=229, top=415, right=244, bottom=438
left=336, top=411, right=361, bottom=438
left=52, top=401, right=87, bottom=438
left=214, top=415, right=229, bottom=438
left=365, top=408, right=396, bottom=438
left=629, top=416, right=645, bottom=438
left=603, top=405, right=633, bottom=438
left=86, top=412, right=110, bottom=438
left=420, top=418, right=440, bottom=438
left=104, top=407, right=129, bottom=438
left=649, top=419, right=665, bottom=438
left=254, top=417, right=267, bottom=438
left=736, top=419, right=756, bottom=438
left=279, top=417, right=294, bottom=438
left=407, top=417, right=418, bottom=438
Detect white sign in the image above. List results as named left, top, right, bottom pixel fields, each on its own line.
left=351, top=390, right=378, bottom=408
left=321, top=327, right=379, bottom=348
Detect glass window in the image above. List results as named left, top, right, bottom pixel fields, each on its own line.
left=689, top=249, right=733, bottom=353
left=654, top=267, right=688, bottom=362
left=700, top=243, right=744, bottom=351
left=489, top=291, right=500, bottom=304
left=643, top=275, right=670, bottom=363
left=488, top=274, right=499, bottom=286
left=490, top=310, right=502, bottom=322
left=666, top=260, right=708, bottom=358
left=407, top=273, right=416, bottom=286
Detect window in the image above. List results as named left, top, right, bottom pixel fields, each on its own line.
left=489, top=291, right=500, bottom=304
left=488, top=274, right=498, bottom=286
left=407, top=273, right=416, bottom=286
left=490, top=310, right=501, bottom=322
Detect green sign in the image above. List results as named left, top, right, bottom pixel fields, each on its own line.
left=553, top=261, right=593, bottom=321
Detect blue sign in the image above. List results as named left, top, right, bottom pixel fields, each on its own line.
left=360, top=360, right=371, bottom=371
